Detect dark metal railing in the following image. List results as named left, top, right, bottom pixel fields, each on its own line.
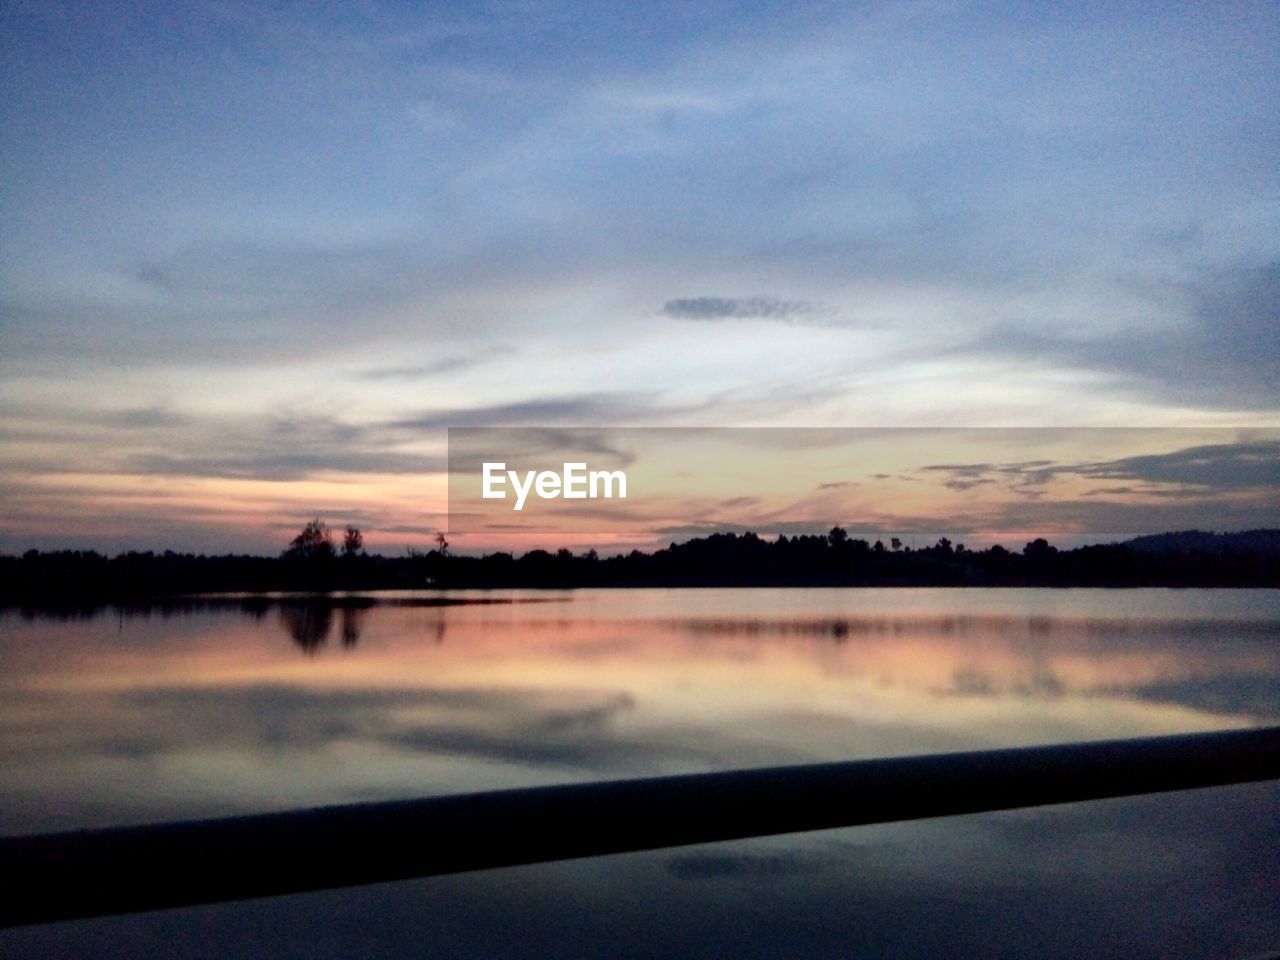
left=3, top=725, right=1278, bottom=927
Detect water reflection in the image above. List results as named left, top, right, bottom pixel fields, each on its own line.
left=279, top=603, right=334, bottom=652
left=277, top=601, right=370, bottom=652
left=339, top=607, right=366, bottom=648
left=1, top=589, right=1278, bottom=837
left=2, top=589, right=1276, bottom=960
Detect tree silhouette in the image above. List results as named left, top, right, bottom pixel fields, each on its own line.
left=342, top=526, right=363, bottom=557
left=1023, top=537, right=1057, bottom=560
left=284, top=518, right=335, bottom=560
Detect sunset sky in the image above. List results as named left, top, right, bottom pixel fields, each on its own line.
left=2, top=2, right=1277, bottom=553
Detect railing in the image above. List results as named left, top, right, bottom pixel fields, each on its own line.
left=3, top=725, right=1278, bottom=928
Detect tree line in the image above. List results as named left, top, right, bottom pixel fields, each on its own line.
left=2, top=521, right=1278, bottom=604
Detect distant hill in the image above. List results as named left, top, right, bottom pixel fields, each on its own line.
left=1123, top=529, right=1280, bottom=556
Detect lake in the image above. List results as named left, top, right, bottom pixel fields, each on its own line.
left=2, top=588, right=1278, bottom=958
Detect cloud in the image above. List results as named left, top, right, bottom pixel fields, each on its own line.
left=0, top=404, right=446, bottom=481
left=393, top=393, right=664, bottom=431
left=920, top=463, right=997, bottom=492
left=126, top=450, right=446, bottom=481
left=0, top=237, right=448, bottom=366
left=966, top=262, right=1280, bottom=410
left=83, top=407, right=193, bottom=429
left=918, top=460, right=1056, bottom=496
left=353, top=346, right=515, bottom=381
left=917, top=441, right=1280, bottom=502
left=1075, top=441, right=1280, bottom=491
left=144, top=413, right=440, bottom=481
left=660, top=297, right=828, bottom=322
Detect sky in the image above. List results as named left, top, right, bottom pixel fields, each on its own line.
left=1, top=0, right=1278, bottom=553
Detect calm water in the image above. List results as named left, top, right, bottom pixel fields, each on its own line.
left=2, top=588, right=1278, bottom=958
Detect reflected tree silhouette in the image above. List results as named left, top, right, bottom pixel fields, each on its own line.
left=340, top=606, right=367, bottom=648
left=279, top=603, right=334, bottom=653
left=277, top=599, right=372, bottom=653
